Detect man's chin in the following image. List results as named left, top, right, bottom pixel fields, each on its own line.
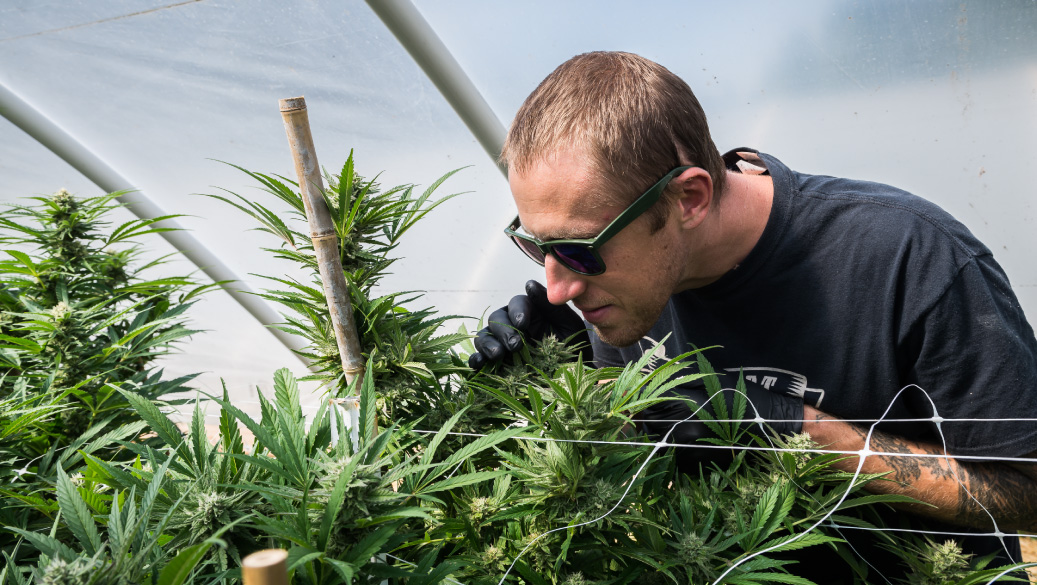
left=592, top=323, right=647, bottom=349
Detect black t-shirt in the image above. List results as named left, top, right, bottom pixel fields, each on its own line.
left=591, top=149, right=1037, bottom=578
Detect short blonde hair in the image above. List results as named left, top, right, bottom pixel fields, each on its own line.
left=501, top=51, right=726, bottom=232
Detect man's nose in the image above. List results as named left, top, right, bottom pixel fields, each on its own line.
left=544, top=254, right=587, bottom=305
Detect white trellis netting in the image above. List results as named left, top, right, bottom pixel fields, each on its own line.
left=3, top=1, right=1035, bottom=403
left=2, top=0, right=1036, bottom=578
left=411, top=382, right=1037, bottom=584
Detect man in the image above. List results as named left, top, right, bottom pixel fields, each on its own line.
left=468, top=51, right=1037, bottom=579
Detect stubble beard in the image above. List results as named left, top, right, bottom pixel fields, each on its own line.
left=592, top=323, right=646, bottom=349
left=589, top=294, right=670, bottom=348
left=592, top=249, right=684, bottom=348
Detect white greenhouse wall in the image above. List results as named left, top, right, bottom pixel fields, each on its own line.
left=2, top=1, right=1035, bottom=419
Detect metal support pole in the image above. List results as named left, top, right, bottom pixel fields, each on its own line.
left=365, top=0, right=508, bottom=176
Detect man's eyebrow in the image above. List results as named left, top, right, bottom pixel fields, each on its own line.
left=532, top=228, right=597, bottom=241
left=520, top=214, right=606, bottom=241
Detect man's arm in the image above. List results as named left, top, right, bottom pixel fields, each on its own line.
left=802, top=405, right=1037, bottom=532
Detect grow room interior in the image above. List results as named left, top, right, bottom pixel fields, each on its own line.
left=5, top=1, right=1035, bottom=412
left=2, top=0, right=1036, bottom=573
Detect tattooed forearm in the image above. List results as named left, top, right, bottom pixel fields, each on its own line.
left=865, top=428, right=963, bottom=489
left=862, top=428, right=924, bottom=486
left=953, top=459, right=1037, bottom=531
left=802, top=406, right=1037, bottom=531
left=833, top=418, right=925, bottom=486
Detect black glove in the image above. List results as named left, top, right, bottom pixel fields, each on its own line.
left=639, top=384, right=803, bottom=473
left=468, top=280, right=590, bottom=369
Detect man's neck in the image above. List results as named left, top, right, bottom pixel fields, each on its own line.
left=678, top=170, right=774, bottom=289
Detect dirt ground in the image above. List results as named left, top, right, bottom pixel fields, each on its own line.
left=1022, top=536, right=1036, bottom=582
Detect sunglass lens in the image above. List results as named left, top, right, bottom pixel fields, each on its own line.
left=552, top=244, right=603, bottom=275
left=511, top=235, right=546, bottom=265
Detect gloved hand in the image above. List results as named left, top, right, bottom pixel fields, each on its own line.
left=468, top=280, right=591, bottom=369
left=639, top=384, right=803, bottom=473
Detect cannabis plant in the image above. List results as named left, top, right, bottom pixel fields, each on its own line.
left=0, top=190, right=206, bottom=400
left=83, top=363, right=522, bottom=584
left=0, top=190, right=208, bottom=559
left=208, top=155, right=468, bottom=405
left=203, top=153, right=1032, bottom=584
left=2, top=447, right=244, bottom=585
left=892, top=537, right=1030, bottom=585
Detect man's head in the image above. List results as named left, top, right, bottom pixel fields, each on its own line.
left=501, top=51, right=726, bottom=230
left=502, top=52, right=725, bottom=347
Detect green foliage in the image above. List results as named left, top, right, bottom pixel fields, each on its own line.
left=204, top=152, right=1030, bottom=584
left=5, top=159, right=1029, bottom=584
left=0, top=191, right=206, bottom=397
left=893, top=538, right=1031, bottom=585
left=0, top=190, right=208, bottom=561
left=207, top=154, right=466, bottom=397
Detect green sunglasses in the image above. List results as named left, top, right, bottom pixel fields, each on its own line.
left=505, top=166, right=691, bottom=275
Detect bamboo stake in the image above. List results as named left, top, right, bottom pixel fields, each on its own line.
left=241, top=549, right=289, bottom=585
left=279, top=97, right=366, bottom=391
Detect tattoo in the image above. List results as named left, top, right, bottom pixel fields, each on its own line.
left=954, top=457, right=1037, bottom=531
left=833, top=418, right=934, bottom=488
left=808, top=409, right=1037, bottom=530
left=865, top=430, right=924, bottom=487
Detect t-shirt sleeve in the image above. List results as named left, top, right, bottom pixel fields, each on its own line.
left=905, top=255, right=1037, bottom=457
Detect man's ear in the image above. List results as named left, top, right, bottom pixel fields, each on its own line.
left=674, top=167, right=713, bottom=229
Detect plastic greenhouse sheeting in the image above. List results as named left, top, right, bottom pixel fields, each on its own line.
left=2, top=0, right=1036, bottom=418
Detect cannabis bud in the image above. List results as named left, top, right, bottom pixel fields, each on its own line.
left=39, top=556, right=98, bottom=585
left=469, top=496, right=492, bottom=524
left=784, top=432, right=819, bottom=468
left=51, top=188, right=75, bottom=208
left=562, top=572, right=591, bottom=585
left=677, top=532, right=707, bottom=565
left=481, top=543, right=506, bottom=568
left=919, top=539, right=971, bottom=584
left=191, top=490, right=231, bottom=532
left=50, top=301, right=72, bottom=322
